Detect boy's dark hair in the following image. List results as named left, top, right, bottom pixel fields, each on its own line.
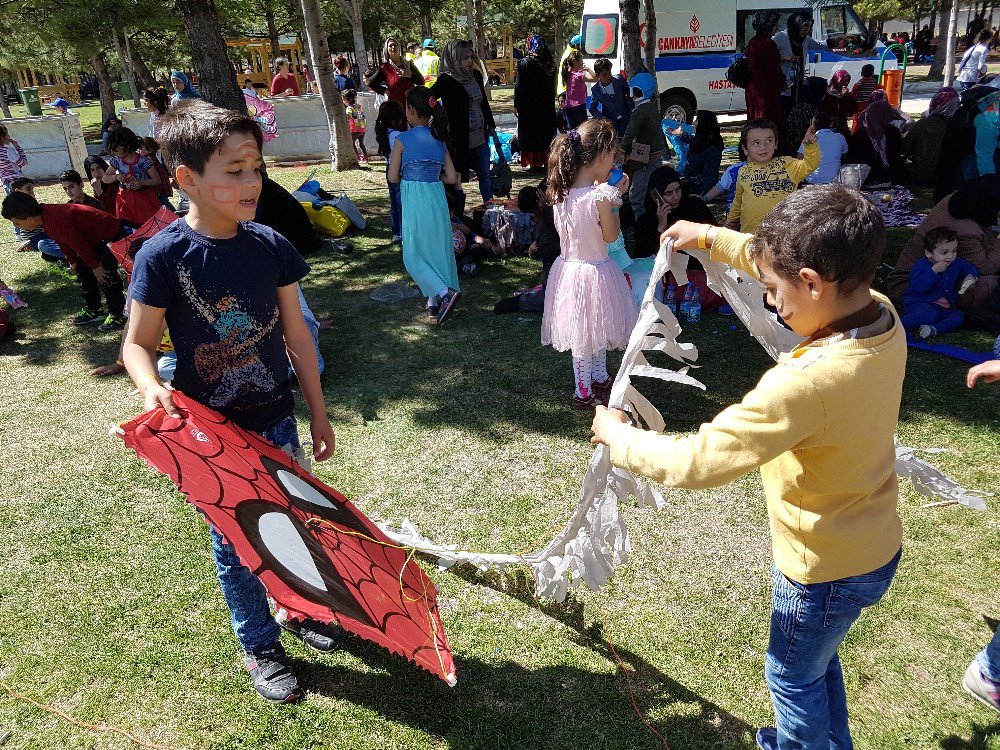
left=812, top=111, right=832, bottom=130
left=979, top=29, right=993, bottom=42
left=594, top=58, right=612, bottom=75
left=741, top=119, right=778, bottom=148
left=923, top=226, right=959, bottom=253
left=10, top=177, right=34, bottom=191
left=59, top=169, right=83, bottom=184
left=1, top=191, right=42, bottom=220
left=860, top=63, right=875, bottom=78
left=0, top=124, right=8, bottom=138
left=107, top=126, right=141, bottom=154
left=343, top=88, right=357, bottom=103
left=518, top=184, right=540, bottom=213
left=753, top=184, right=884, bottom=294
left=155, top=99, right=264, bottom=174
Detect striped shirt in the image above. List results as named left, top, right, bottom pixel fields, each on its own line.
left=0, top=142, right=27, bottom=184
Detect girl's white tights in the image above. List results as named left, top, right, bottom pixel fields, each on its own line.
left=572, top=350, right=608, bottom=399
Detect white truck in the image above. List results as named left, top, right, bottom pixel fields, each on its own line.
left=578, top=0, right=895, bottom=122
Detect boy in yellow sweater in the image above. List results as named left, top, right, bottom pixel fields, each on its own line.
left=592, top=184, right=905, bottom=750
left=726, top=119, right=821, bottom=233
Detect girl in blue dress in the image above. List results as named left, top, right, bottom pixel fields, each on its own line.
left=389, top=86, right=462, bottom=324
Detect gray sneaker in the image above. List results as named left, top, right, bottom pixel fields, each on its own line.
left=244, top=643, right=302, bottom=703
left=963, top=660, right=1000, bottom=714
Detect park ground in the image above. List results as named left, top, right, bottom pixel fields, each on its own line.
left=0, top=127, right=998, bottom=749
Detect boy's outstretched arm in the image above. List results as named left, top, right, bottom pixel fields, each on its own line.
left=124, top=300, right=180, bottom=418
left=591, top=364, right=822, bottom=490
left=276, top=284, right=335, bottom=461
left=663, top=221, right=759, bottom=280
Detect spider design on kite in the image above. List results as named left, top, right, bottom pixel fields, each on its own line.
left=119, top=393, right=456, bottom=684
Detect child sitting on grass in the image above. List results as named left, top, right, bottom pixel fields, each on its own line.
left=123, top=99, right=336, bottom=705
left=901, top=227, right=978, bottom=339
left=592, top=184, right=905, bottom=750
left=2, top=191, right=128, bottom=331
left=726, top=118, right=820, bottom=233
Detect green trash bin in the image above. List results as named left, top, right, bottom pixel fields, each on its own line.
left=18, top=87, right=41, bottom=116
left=117, top=80, right=133, bottom=101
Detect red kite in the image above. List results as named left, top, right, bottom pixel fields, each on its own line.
left=118, top=392, right=456, bottom=684
left=109, top=207, right=180, bottom=275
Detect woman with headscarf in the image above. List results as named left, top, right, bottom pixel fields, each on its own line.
left=432, top=39, right=496, bottom=205
left=368, top=38, right=424, bottom=105
left=773, top=11, right=831, bottom=113
left=514, top=35, right=558, bottom=171
left=745, top=12, right=788, bottom=148
left=848, top=98, right=903, bottom=185
left=902, top=87, right=959, bottom=184
left=820, top=70, right=857, bottom=134
left=888, top=175, right=1000, bottom=312
left=632, top=165, right=717, bottom=258
left=169, top=71, right=199, bottom=107
left=675, top=110, right=724, bottom=195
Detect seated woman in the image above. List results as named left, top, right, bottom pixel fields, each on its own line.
left=887, top=175, right=1000, bottom=314
left=901, top=87, right=959, bottom=184
left=633, top=166, right=716, bottom=259
left=675, top=110, right=724, bottom=196
left=820, top=70, right=858, bottom=135
left=848, top=98, right=903, bottom=186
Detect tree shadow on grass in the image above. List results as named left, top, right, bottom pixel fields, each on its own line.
left=938, top=722, right=1000, bottom=750
left=300, top=629, right=755, bottom=750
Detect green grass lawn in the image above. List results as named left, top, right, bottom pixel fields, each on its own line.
left=0, top=165, right=998, bottom=749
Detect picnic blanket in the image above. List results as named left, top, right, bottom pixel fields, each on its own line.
left=862, top=185, right=927, bottom=228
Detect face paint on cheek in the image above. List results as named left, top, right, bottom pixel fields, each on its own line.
left=211, top=185, right=240, bottom=205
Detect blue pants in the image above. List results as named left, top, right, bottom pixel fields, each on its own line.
left=977, top=627, right=1000, bottom=681
left=388, top=178, right=402, bottom=237
left=901, top=302, right=964, bottom=335
left=469, top=140, right=494, bottom=203
left=766, top=549, right=901, bottom=750
left=209, top=413, right=300, bottom=654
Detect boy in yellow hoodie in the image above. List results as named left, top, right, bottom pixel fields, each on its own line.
left=591, top=184, right=905, bottom=750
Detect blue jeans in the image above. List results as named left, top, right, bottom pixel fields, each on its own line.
left=469, top=140, right=494, bottom=203
left=387, top=177, right=402, bottom=237
left=209, top=413, right=300, bottom=654
left=901, top=302, right=964, bottom=335
left=978, top=628, right=1000, bottom=681
left=766, top=548, right=901, bottom=749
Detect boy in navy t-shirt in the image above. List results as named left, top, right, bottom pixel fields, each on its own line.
left=124, top=100, right=337, bottom=704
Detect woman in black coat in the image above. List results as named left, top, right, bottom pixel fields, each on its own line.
left=431, top=39, right=496, bottom=205
left=514, top=35, right=557, bottom=170
left=633, top=166, right=717, bottom=259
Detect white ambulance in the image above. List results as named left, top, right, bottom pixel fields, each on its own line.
left=578, top=0, right=894, bottom=122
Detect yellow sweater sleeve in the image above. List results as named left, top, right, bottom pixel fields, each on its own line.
left=608, top=364, right=823, bottom=490
left=725, top=176, right=745, bottom=228
left=786, top=140, right=821, bottom=185
left=707, top=227, right=758, bottom=279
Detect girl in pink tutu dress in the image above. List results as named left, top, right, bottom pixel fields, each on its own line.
left=542, top=119, right=639, bottom=409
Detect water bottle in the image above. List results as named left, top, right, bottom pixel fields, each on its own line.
left=687, top=284, right=702, bottom=323
left=679, top=284, right=692, bottom=320
left=664, top=283, right=676, bottom=314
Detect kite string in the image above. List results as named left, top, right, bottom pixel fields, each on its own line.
left=0, top=680, right=183, bottom=750
left=305, top=518, right=453, bottom=682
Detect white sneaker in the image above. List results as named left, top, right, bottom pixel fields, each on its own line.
left=963, top=660, right=1000, bottom=714
left=918, top=324, right=937, bottom=339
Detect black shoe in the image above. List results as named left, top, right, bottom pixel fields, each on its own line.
left=98, top=313, right=126, bottom=332
left=437, top=290, right=461, bottom=324
left=427, top=305, right=440, bottom=319
left=493, top=296, right=520, bottom=315
left=72, top=307, right=103, bottom=326
left=244, top=643, right=302, bottom=703
left=280, top=617, right=343, bottom=653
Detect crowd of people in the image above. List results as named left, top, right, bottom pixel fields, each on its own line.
left=2, top=24, right=999, bottom=750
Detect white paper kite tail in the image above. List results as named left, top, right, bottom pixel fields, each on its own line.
left=382, top=236, right=989, bottom=601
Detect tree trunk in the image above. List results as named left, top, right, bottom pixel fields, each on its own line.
left=930, top=0, right=952, bottom=76
left=174, top=0, right=248, bottom=113
left=91, top=53, right=118, bottom=125
left=465, top=0, right=477, bottom=49
left=300, top=0, right=358, bottom=170
left=265, top=2, right=281, bottom=59
left=333, top=0, right=369, bottom=90
left=474, top=0, right=487, bottom=57
left=420, top=5, right=432, bottom=38
left=113, top=26, right=142, bottom=108
left=620, top=0, right=642, bottom=76
left=131, top=45, right=158, bottom=89
left=0, top=96, right=11, bottom=119
left=944, top=0, right=961, bottom=85
left=554, top=0, right=564, bottom=55
left=643, top=0, right=656, bottom=75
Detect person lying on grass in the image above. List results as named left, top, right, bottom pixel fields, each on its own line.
left=591, top=184, right=905, bottom=750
